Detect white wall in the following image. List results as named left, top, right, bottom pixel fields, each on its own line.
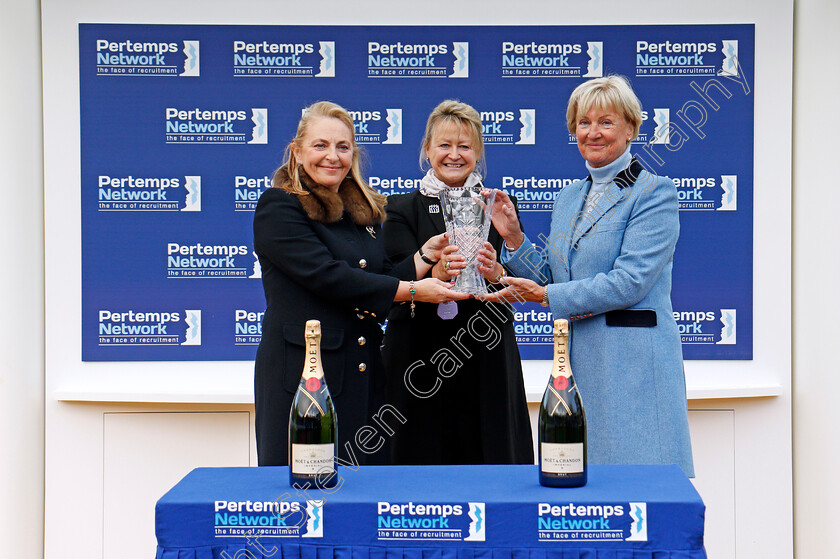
left=0, top=1, right=45, bottom=557
left=791, top=0, right=840, bottom=557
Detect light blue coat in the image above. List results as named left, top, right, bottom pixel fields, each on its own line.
left=503, top=159, right=694, bottom=477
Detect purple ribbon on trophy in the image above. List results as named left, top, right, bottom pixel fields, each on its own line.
left=439, top=186, right=497, bottom=295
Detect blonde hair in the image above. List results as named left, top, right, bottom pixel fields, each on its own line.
left=420, top=99, right=486, bottom=179
left=274, top=101, right=385, bottom=219
left=566, top=75, right=643, bottom=140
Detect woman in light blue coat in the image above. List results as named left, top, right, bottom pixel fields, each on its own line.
left=488, top=76, right=694, bottom=476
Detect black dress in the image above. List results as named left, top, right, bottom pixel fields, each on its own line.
left=381, top=191, right=534, bottom=465
left=253, top=168, right=414, bottom=466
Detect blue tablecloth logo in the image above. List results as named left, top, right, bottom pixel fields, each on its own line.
left=212, top=499, right=323, bottom=539
left=627, top=501, right=648, bottom=541
left=377, top=501, right=484, bottom=542
left=537, top=502, right=647, bottom=542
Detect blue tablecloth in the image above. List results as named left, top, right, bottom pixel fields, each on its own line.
left=155, top=464, right=706, bottom=558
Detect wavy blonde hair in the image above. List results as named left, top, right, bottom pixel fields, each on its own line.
left=274, top=101, right=385, bottom=220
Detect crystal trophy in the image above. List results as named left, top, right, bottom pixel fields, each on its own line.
left=438, top=186, right=497, bottom=295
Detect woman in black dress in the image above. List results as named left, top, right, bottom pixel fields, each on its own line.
left=382, top=100, right=534, bottom=465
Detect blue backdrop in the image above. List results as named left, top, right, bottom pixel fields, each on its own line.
left=80, top=24, right=754, bottom=361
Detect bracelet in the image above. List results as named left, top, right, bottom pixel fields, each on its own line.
left=540, top=286, right=550, bottom=307
left=409, top=280, right=416, bottom=318
left=503, top=239, right=525, bottom=253
left=418, top=248, right=437, bottom=265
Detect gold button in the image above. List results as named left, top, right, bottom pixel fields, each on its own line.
left=359, top=259, right=367, bottom=268
left=357, top=313, right=365, bottom=320
left=358, top=336, right=366, bottom=346
left=358, top=363, right=367, bottom=372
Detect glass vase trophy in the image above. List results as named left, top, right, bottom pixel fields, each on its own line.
left=439, top=186, right=497, bottom=295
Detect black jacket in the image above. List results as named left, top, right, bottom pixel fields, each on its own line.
left=381, top=190, right=534, bottom=465
left=253, top=168, right=413, bottom=466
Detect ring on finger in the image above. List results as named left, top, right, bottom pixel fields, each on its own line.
left=444, top=261, right=450, bottom=271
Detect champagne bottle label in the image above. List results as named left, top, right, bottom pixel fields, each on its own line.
left=541, top=442, right=585, bottom=474
left=291, top=443, right=335, bottom=475
left=550, top=337, right=572, bottom=380
left=302, top=328, right=324, bottom=381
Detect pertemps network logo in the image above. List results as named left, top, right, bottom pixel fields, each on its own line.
left=97, top=309, right=200, bottom=347
left=234, top=174, right=272, bottom=212
left=348, top=108, right=403, bottom=145
left=501, top=41, right=603, bottom=78
left=367, top=41, right=468, bottom=78
left=537, top=502, right=631, bottom=541
left=376, top=502, right=482, bottom=542
left=675, top=309, right=737, bottom=345
left=481, top=109, right=535, bottom=145
left=499, top=176, right=575, bottom=213
left=166, top=242, right=256, bottom=278
left=465, top=502, right=486, bottom=541
left=672, top=174, right=738, bottom=211
left=636, top=39, right=740, bottom=77
left=234, top=309, right=263, bottom=346
left=631, top=108, right=670, bottom=145
left=97, top=175, right=201, bottom=212
left=165, top=107, right=267, bottom=145
left=626, top=503, right=648, bottom=542
left=719, top=40, right=739, bottom=77
left=95, top=39, right=199, bottom=77
left=232, top=40, right=334, bottom=77
left=213, top=500, right=323, bottom=538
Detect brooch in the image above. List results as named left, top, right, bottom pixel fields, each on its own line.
left=366, top=226, right=377, bottom=239
left=429, top=204, right=440, bottom=214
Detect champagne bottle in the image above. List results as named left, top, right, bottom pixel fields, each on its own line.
left=288, top=320, right=338, bottom=488
left=539, top=318, right=587, bottom=487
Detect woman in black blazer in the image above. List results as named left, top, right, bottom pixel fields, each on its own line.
left=253, top=101, right=470, bottom=467
left=381, top=100, right=534, bottom=465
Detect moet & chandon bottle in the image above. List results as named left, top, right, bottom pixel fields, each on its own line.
left=288, top=320, right=338, bottom=488
left=539, top=318, right=587, bottom=487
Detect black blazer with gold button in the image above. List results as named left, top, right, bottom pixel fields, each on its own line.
left=253, top=168, right=414, bottom=466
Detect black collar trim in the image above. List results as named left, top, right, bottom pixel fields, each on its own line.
left=585, top=156, right=644, bottom=189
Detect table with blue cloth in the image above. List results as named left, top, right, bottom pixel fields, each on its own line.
left=155, top=464, right=706, bottom=559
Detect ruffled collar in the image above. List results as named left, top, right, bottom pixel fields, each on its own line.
left=418, top=169, right=483, bottom=198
